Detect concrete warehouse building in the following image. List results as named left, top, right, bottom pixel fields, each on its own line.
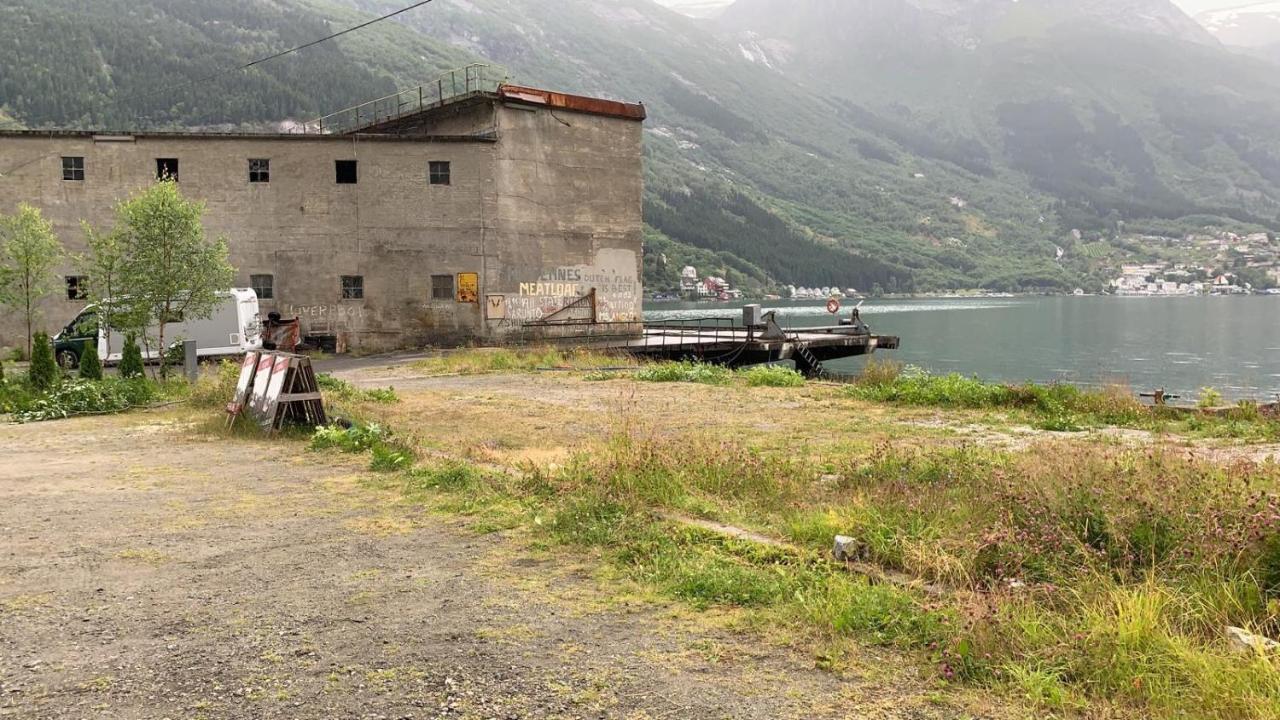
left=0, top=70, right=646, bottom=352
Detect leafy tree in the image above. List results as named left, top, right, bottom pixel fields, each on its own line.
left=115, top=181, right=234, bottom=378
left=118, top=334, right=144, bottom=379
left=78, top=340, right=102, bottom=380
left=28, top=331, right=56, bottom=391
left=0, top=204, right=63, bottom=358
left=79, top=223, right=134, bottom=351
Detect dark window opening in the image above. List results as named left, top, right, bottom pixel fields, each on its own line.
left=62, top=156, right=84, bottom=181
left=341, top=275, right=364, bottom=300
left=65, top=276, right=87, bottom=300
left=335, top=160, right=358, bottom=184
left=250, top=274, right=274, bottom=300
left=249, top=159, right=270, bottom=183
left=156, top=158, right=179, bottom=182
left=428, top=161, right=451, bottom=186
left=160, top=309, right=184, bottom=324
left=431, top=274, right=455, bottom=301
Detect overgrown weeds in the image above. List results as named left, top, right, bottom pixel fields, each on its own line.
left=635, top=361, right=734, bottom=385
left=333, top=424, right=1280, bottom=719
left=413, top=347, right=625, bottom=375
left=846, top=368, right=1279, bottom=438
left=316, top=373, right=398, bottom=404
left=311, top=421, right=415, bottom=473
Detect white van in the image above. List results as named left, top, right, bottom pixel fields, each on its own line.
left=53, top=289, right=263, bottom=367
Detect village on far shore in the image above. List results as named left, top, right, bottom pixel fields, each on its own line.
left=653, top=229, right=1280, bottom=302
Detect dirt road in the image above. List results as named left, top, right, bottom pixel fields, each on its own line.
left=0, top=411, right=1004, bottom=720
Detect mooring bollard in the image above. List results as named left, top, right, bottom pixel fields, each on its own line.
left=184, top=340, right=198, bottom=383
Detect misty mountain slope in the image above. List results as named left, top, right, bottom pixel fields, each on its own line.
left=340, top=0, right=1079, bottom=292
left=718, top=0, right=1280, bottom=231
left=2, top=0, right=1278, bottom=293
left=1198, top=2, right=1280, bottom=64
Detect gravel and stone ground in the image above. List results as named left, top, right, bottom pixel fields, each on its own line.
left=0, top=405, right=1012, bottom=719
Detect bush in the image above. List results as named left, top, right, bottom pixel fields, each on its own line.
left=78, top=341, right=102, bottom=381
left=27, top=332, right=57, bottom=391
left=14, top=378, right=155, bottom=423
left=189, top=359, right=240, bottom=409
left=310, top=422, right=390, bottom=453
left=119, top=334, right=144, bottom=379
left=636, top=361, right=733, bottom=385
left=740, top=365, right=806, bottom=387
left=1198, top=387, right=1224, bottom=409
left=311, top=421, right=415, bottom=473
left=856, top=358, right=904, bottom=386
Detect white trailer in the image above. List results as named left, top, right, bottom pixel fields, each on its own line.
left=53, top=289, right=263, bottom=367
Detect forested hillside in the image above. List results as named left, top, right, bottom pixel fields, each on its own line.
left=2, top=0, right=1278, bottom=294
left=0, top=0, right=475, bottom=129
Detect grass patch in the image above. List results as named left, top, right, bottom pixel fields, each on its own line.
left=316, top=374, right=398, bottom=404
left=311, top=421, right=415, bottom=473
left=413, top=347, right=624, bottom=376
left=846, top=368, right=1279, bottom=438
left=363, top=429, right=1280, bottom=719
left=739, top=365, right=806, bottom=388
left=635, top=361, right=734, bottom=385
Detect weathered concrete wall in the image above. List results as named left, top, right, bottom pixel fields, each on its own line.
left=484, top=103, right=645, bottom=336
left=0, top=96, right=643, bottom=352
left=0, top=132, right=497, bottom=351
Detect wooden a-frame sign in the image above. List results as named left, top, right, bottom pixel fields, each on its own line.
left=227, top=351, right=327, bottom=431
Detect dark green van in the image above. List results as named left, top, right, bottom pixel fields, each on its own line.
left=51, top=306, right=100, bottom=368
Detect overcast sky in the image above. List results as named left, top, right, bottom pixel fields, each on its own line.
left=1173, top=0, right=1257, bottom=14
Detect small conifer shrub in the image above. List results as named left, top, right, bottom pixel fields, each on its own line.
left=119, top=334, right=144, bottom=379
left=28, top=332, right=57, bottom=391
left=78, top=341, right=103, bottom=381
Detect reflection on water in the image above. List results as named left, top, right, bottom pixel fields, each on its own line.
left=644, top=296, right=1280, bottom=401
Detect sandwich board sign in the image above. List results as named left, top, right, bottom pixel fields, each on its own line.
left=225, top=351, right=327, bottom=432
left=225, top=351, right=260, bottom=420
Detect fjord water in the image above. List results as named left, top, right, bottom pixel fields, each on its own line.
left=645, top=296, right=1280, bottom=401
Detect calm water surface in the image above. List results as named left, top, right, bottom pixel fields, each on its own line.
left=645, top=296, right=1280, bottom=401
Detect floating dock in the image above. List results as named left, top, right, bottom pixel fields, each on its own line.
left=579, top=308, right=899, bottom=377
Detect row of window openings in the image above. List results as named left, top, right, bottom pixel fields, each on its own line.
left=61, top=157, right=452, bottom=186
left=264, top=274, right=456, bottom=300
left=67, top=274, right=457, bottom=302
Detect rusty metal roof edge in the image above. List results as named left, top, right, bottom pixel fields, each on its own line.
left=497, top=84, right=646, bottom=122
left=0, top=129, right=497, bottom=142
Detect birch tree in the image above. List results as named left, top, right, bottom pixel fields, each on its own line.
left=115, top=181, right=234, bottom=378
left=0, top=204, right=63, bottom=357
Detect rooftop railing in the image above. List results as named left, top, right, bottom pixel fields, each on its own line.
left=297, top=64, right=507, bottom=135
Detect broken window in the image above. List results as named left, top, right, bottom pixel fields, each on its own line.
left=341, top=275, right=364, bottom=300
left=156, top=158, right=179, bottom=182
left=335, top=160, right=358, bottom=184
left=428, top=161, right=451, bottom=186
left=65, top=276, right=87, bottom=300
left=250, top=274, right=274, bottom=300
left=431, top=274, right=454, bottom=301
left=62, top=156, right=84, bottom=181
left=249, top=159, right=270, bottom=183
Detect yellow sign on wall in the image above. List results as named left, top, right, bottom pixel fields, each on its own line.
left=457, top=272, right=479, bottom=303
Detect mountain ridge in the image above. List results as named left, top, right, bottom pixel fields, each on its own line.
left=1, top=0, right=1278, bottom=295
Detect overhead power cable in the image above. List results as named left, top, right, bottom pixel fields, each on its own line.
left=119, top=0, right=437, bottom=116
left=240, top=0, right=436, bottom=71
